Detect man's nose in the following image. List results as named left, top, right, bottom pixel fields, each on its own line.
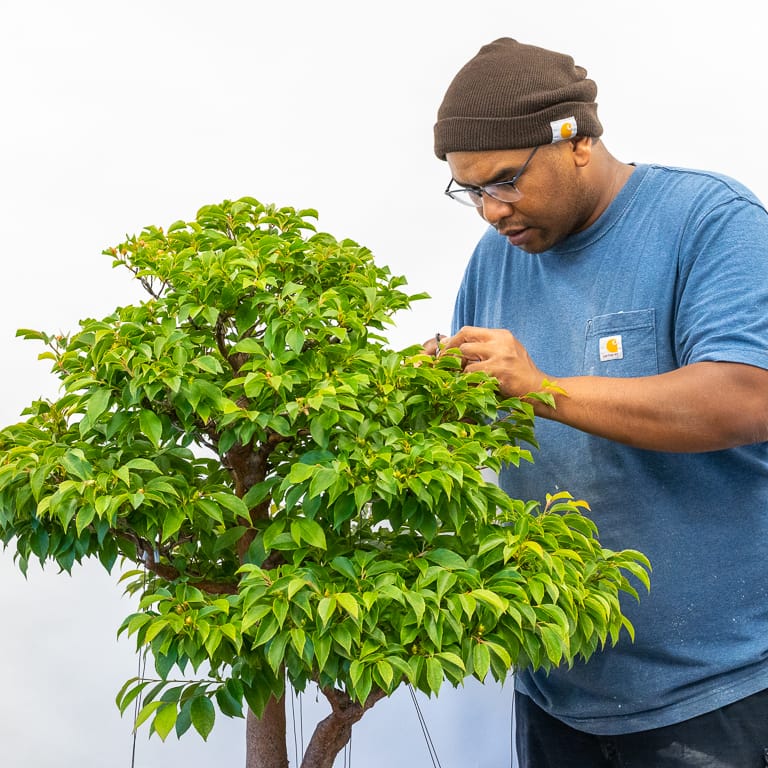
left=479, top=193, right=515, bottom=225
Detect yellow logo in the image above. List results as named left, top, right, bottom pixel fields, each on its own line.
left=599, top=335, right=623, bottom=361
left=550, top=116, right=578, bottom=143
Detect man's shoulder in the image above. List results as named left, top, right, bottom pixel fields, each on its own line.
left=636, top=163, right=763, bottom=206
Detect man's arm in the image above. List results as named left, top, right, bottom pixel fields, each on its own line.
left=444, top=326, right=768, bottom=453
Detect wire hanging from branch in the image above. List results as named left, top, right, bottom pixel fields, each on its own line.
left=343, top=732, right=352, bottom=768
left=130, top=566, right=149, bottom=768
left=408, top=684, right=443, bottom=768
left=290, top=687, right=304, bottom=765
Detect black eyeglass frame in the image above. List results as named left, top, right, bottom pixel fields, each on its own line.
left=444, top=145, right=541, bottom=207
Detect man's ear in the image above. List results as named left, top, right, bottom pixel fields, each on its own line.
left=570, top=136, right=594, bottom=167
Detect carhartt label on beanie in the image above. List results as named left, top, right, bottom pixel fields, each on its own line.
left=433, top=38, right=603, bottom=159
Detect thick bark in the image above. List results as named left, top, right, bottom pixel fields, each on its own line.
left=246, top=696, right=289, bottom=768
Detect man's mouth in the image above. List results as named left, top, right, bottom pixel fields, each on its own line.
left=498, top=225, right=532, bottom=247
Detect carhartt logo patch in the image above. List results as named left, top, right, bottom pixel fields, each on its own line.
left=550, top=116, right=577, bottom=142
left=599, top=335, right=623, bottom=361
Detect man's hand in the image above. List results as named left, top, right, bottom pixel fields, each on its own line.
left=422, top=333, right=446, bottom=358
left=440, top=326, right=548, bottom=397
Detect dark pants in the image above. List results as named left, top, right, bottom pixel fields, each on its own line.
left=515, top=689, right=768, bottom=767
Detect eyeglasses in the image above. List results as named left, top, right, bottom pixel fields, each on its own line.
left=444, top=145, right=540, bottom=207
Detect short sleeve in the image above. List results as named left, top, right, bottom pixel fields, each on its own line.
left=675, top=196, right=768, bottom=371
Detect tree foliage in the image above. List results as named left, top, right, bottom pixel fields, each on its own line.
left=0, top=198, right=649, bottom=752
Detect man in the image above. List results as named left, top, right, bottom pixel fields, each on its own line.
left=431, top=38, right=768, bottom=767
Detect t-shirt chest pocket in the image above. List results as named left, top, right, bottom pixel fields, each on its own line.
left=583, top=309, right=658, bottom=377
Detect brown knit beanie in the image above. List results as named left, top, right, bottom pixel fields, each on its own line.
left=434, top=38, right=603, bottom=159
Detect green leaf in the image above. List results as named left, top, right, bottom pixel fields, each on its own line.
left=286, top=326, right=304, bottom=354
left=349, top=659, right=365, bottom=688
left=540, top=624, right=568, bottom=665
left=330, top=556, right=358, bottom=581
left=404, top=591, right=425, bottom=623
left=470, top=589, right=508, bottom=616
left=473, top=641, right=491, bottom=680
left=197, top=497, right=225, bottom=524
left=16, top=328, right=47, bottom=341
left=314, top=633, right=332, bottom=672
left=252, top=615, right=279, bottom=647
left=162, top=506, right=187, bottom=540
left=290, top=627, right=307, bottom=658
left=290, top=518, right=326, bottom=549
left=241, top=604, right=271, bottom=634
left=176, top=699, right=193, bottom=737
left=423, top=548, right=467, bottom=570
left=309, top=417, right=328, bottom=449
left=262, top=520, right=286, bottom=552
left=61, top=449, right=93, bottom=481
left=425, top=657, right=443, bottom=694
left=194, top=355, right=223, bottom=374
left=483, top=640, right=512, bottom=669
left=308, top=467, right=337, bottom=498
left=331, top=624, right=352, bottom=653
left=139, top=410, right=163, bottom=447
left=86, top=388, right=112, bottom=423
left=75, top=504, right=96, bottom=535
left=153, top=702, right=178, bottom=740
left=335, top=592, right=359, bottom=620
left=318, top=596, right=337, bottom=625
left=267, top=632, right=290, bottom=676
left=287, top=463, right=315, bottom=483
left=375, top=659, right=394, bottom=689
left=134, top=700, right=164, bottom=731
left=124, top=458, right=160, bottom=473
left=190, top=696, right=216, bottom=740
left=211, top=491, right=249, bottom=519
left=213, top=526, right=248, bottom=553
left=434, top=651, right=464, bottom=673
left=215, top=685, right=243, bottom=718
left=116, top=678, right=150, bottom=714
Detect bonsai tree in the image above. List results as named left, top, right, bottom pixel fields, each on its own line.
left=0, top=198, right=649, bottom=768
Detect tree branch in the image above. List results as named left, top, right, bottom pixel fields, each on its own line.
left=300, top=686, right=388, bottom=768
left=118, top=531, right=239, bottom=595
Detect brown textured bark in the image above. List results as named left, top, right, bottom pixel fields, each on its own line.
left=246, top=696, right=289, bottom=768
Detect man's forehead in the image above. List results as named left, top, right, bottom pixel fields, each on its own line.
left=446, top=147, right=536, bottom=183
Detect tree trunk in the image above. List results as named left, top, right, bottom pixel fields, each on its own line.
left=246, top=695, right=289, bottom=768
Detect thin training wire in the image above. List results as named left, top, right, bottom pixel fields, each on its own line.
left=130, top=649, right=148, bottom=768
left=299, top=688, right=304, bottom=756
left=408, top=684, right=442, bottom=768
left=290, top=687, right=300, bottom=766
left=130, top=567, right=149, bottom=768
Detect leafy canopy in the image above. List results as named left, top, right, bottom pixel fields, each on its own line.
left=0, top=197, right=649, bottom=742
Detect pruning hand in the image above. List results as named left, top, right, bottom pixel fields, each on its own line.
left=440, top=325, right=547, bottom=398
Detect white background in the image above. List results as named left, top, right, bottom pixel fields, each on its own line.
left=1, top=1, right=766, bottom=766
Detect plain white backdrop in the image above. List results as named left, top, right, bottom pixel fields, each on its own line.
left=1, top=1, right=767, bottom=766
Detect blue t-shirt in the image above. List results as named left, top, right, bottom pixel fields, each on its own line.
left=452, top=164, right=768, bottom=735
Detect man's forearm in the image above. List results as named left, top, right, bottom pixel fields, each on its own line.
left=532, top=361, right=768, bottom=452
